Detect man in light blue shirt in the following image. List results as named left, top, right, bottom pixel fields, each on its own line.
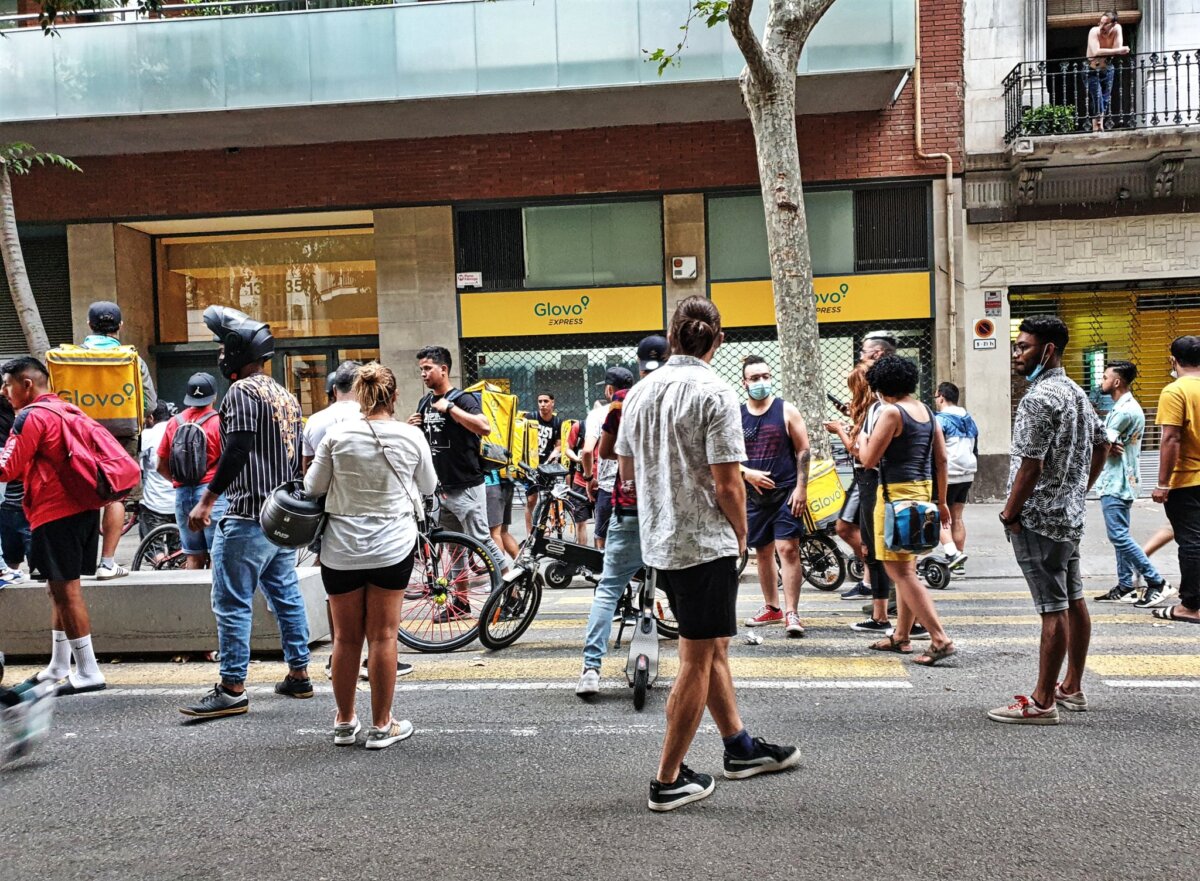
left=1093, top=361, right=1169, bottom=603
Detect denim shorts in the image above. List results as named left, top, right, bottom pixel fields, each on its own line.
left=1011, top=527, right=1083, bottom=614
left=174, top=485, right=227, bottom=556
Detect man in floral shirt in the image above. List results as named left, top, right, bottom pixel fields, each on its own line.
left=994, top=316, right=1108, bottom=726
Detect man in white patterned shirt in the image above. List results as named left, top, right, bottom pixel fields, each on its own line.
left=617, top=297, right=799, bottom=812
left=994, top=315, right=1108, bottom=726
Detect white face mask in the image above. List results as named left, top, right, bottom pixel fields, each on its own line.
left=1171, top=369, right=1179, bottom=379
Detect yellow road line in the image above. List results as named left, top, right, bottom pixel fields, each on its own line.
left=1086, top=655, right=1200, bottom=678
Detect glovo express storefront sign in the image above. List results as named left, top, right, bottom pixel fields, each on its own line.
left=711, top=272, right=932, bottom=327
left=459, top=286, right=665, bottom=338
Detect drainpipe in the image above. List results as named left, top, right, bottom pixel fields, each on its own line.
left=912, top=0, right=958, bottom=371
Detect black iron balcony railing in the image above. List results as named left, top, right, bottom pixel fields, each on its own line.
left=1002, top=50, right=1200, bottom=144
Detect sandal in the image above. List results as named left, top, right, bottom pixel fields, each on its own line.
left=1152, top=606, right=1200, bottom=624
left=869, top=634, right=912, bottom=654
left=912, top=642, right=957, bottom=667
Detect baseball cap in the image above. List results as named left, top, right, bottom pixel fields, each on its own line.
left=87, top=301, right=122, bottom=333
left=183, top=372, right=217, bottom=407
left=637, top=334, right=669, bottom=373
left=597, top=366, right=634, bottom=391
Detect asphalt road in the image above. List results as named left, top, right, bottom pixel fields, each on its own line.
left=3, top=559, right=1197, bottom=881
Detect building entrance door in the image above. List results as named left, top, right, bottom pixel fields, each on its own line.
left=275, top=340, right=380, bottom=419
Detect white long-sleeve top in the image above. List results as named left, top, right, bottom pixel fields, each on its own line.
left=304, top=418, right=437, bottom=570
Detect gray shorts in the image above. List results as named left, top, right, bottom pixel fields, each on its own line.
left=838, top=480, right=861, bottom=524
left=1011, top=527, right=1083, bottom=614
left=485, top=482, right=514, bottom=529
left=440, top=483, right=505, bottom=567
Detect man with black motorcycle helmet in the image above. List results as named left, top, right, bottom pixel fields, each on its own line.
left=181, top=306, right=312, bottom=719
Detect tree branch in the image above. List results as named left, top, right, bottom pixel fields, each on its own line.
left=728, top=0, right=774, bottom=91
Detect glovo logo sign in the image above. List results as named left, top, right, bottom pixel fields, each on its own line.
left=57, top=382, right=139, bottom=412
left=533, top=294, right=591, bottom=327
left=459, top=286, right=664, bottom=338
left=711, top=272, right=932, bottom=328
left=814, top=282, right=851, bottom=316
left=808, top=485, right=844, bottom=518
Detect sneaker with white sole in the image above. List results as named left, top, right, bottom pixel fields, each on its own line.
left=0, top=567, right=24, bottom=587
left=986, top=695, right=1060, bottom=725
left=365, top=718, right=414, bottom=749
left=332, top=718, right=361, bottom=746
left=851, top=618, right=893, bottom=633
left=745, top=605, right=783, bottom=626
left=1054, top=685, right=1088, bottom=712
left=723, top=737, right=801, bottom=779
left=1135, top=582, right=1177, bottom=609
left=784, top=611, right=805, bottom=638
left=648, top=764, right=715, bottom=812
left=1095, top=585, right=1137, bottom=603
left=1118, top=589, right=1143, bottom=605
left=575, top=667, right=600, bottom=698
left=94, top=563, right=129, bottom=581
left=840, top=582, right=871, bottom=601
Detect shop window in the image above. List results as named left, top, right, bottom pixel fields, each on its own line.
left=157, top=229, right=378, bottom=343
left=523, top=201, right=661, bottom=289
left=853, top=186, right=928, bottom=272
left=0, top=229, right=73, bottom=355
left=707, top=190, right=855, bottom=282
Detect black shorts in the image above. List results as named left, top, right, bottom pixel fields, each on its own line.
left=321, top=549, right=416, bottom=597
left=594, top=489, right=614, bottom=540
left=29, top=509, right=101, bottom=583
left=946, top=482, right=972, bottom=506
left=658, top=557, right=739, bottom=640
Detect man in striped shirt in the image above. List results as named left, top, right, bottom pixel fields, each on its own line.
left=181, top=307, right=312, bottom=719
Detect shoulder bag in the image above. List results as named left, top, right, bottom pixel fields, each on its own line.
left=880, top=405, right=941, bottom=553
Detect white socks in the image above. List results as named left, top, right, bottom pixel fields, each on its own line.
left=38, top=630, right=72, bottom=682
left=68, top=635, right=105, bottom=687
left=943, top=542, right=958, bottom=557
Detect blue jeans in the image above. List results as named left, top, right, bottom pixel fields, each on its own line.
left=174, top=485, right=227, bottom=555
left=1087, top=65, right=1116, bottom=118
left=582, top=514, right=644, bottom=671
left=1101, top=495, right=1162, bottom=588
left=0, top=505, right=31, bottom=569
left=211, top=517, right=310, bottom=685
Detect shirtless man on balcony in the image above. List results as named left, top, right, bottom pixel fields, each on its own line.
left=1087, top=11, right=1130, bottom=132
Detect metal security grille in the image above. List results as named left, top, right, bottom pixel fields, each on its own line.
left=0, top=233, right=73, bottom=359
left=853, top=187, right=930, bottom=273
left=1010, top=288, right=1200, bottom=495
left=461, top=318, right=937, bottom=429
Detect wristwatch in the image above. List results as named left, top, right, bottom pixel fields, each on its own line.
left=998, top=511, right=1020, bottom=527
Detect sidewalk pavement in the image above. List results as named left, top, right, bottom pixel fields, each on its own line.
left=941, top=499, right=1178, bottom=582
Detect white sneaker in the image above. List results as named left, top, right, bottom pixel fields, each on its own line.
left=365, top=718, right=413, bottom=750
left=332, top=717, right=361, bottom=746
left=0, top=567, right=24, bottom=587
left=1135, top=582, right=1177, bottom=609
left=575, top=667, right=600, bottom=697
left=95, top=563, right=129, bottom=581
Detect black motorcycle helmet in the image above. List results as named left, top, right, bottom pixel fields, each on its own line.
left=260, top=480, right=326, bottom=549
left=203, top=305, right=275, bottom=381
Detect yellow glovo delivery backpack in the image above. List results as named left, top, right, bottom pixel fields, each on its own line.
left=46, top=344, right=145, bottom=439
left=464, top=381, right=520, bottom=469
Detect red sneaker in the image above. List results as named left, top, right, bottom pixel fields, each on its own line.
left=745, top=605, right=783, bottom=627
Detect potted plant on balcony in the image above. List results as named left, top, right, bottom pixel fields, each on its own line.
left=1021, top=104, right=1078, bottom=137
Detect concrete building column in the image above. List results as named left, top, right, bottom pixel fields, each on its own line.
left=663, top=194, right=706, bottom=321
left=373, top=206, right=459, bottom=409
left=66, top=223, right=157, bottom=375
left=931, top=177, right=965, bottom=392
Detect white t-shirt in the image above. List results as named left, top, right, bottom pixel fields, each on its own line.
left=302, top=399, right=362, bottom=458
left=586, top=401, right=619, bottom=493
left=139, top=422, right=176, bottom=515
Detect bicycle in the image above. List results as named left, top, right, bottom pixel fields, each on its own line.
left=734, top=522, right=849, bottom=592
left=131, top=523, right=187, bottom=571
left=396, top=495, right=503, bottom=653
left=479, top=464, right=674, bottom=651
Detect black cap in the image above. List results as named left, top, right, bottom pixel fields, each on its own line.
left=597, top=366, right=634, bottom=391
left=637, top=334, right=669, bottom=373
left=183, top=372, right=217, bottom=407
left=87, top=301, right=122, bottom=333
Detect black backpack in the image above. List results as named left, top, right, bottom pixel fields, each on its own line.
left=169, top=411, right=218, bottom=487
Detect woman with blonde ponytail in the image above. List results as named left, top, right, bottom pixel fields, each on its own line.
left=305, top=362, right=437, bottom=750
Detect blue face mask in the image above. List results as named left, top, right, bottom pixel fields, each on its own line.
left=747, top=379, right=772, bottom=401
left=1024, top=345, right=1051, bottom=384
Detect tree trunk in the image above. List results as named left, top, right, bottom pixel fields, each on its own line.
left=743, top=83, right=831, bottom=459
left=0, top=163, right=51, bottom=360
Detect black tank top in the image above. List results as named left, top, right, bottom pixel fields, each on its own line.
left=881, top=404, right=934, bottom=485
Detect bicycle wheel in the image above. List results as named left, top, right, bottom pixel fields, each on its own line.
left=132, top=523, right=185, bottom=571
left=651, top=581, right=679, bottom=639
left=736, top=547, right=749, bottom=577
left=478, top=571, right=542, bottom=650
left=397, top=530, right=501, bottom=653
left=801, top=534, right=846, bottom=591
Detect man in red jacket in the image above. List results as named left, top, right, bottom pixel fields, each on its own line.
left=0, top=358, right=106, bottom=696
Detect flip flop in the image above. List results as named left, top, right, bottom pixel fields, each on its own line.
left=1152, top=606, right=1200, bottom=624
left=55, top=680, right=107, bottom=697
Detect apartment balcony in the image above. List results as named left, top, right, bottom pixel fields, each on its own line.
left=0, top=0, right=915, bottom=155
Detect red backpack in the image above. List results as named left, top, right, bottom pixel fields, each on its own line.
left=28, top=401, right=140, bottom=507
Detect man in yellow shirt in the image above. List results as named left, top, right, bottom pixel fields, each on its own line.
left=1151, top=336, right=1200, bottom=624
